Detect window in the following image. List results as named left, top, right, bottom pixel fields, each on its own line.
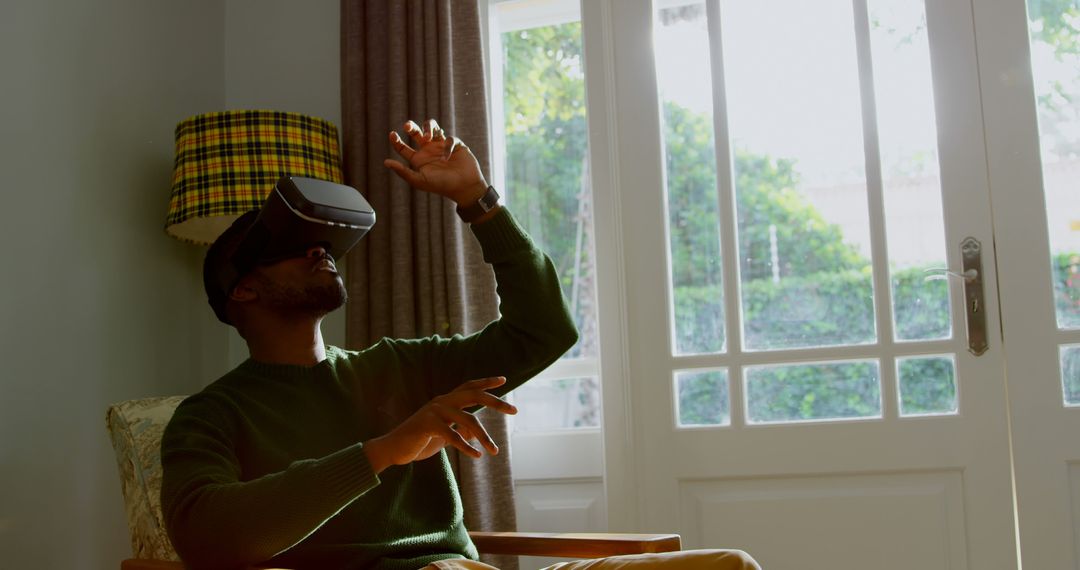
left=489, top=0, right=602, bottom=433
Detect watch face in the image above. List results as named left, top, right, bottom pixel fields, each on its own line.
left=480, top=187, right=500, bottom=211
left=457, top=186, right=500, bottom=222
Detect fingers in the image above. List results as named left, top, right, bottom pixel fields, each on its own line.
left=382, top=157, right=424, bottom=187
left=442, top=136, right=460, bottom=160
left=398, top=119, right=450, bottom=146
left=455, top=376, right=508, bottom=391
left=437, top=422, right=484, bottom=458
left=443, top=377, right=516, bottom=414
left=404, top=120, right=426, bottom=146
left=403, top=118, right=445, bottom=143
left=424, top=118, right=437, bottom=134
left=432, top=404, right=499, bottom=456
left=425, top=118, right=445, bottom=141
left=474, top=391, right=518, bottom=415
left=388, top=131, right=416, bottom=161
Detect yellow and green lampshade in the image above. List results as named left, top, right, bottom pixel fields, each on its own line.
left=165, top=110, right=344, bottom=245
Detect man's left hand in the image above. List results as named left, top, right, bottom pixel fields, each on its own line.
left=383, top=118, right=489, bottom=207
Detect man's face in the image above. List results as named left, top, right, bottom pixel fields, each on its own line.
left=243, top=246, right=347, bottom=318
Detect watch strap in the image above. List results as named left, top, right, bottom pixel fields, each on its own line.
left=456, top=185, right=501, bottom=223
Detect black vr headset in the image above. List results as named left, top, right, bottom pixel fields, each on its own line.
left=208, top=176, right=375, bottom=321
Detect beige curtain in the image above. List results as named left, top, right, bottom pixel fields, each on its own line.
left=340, top=2, right=518, bottom=569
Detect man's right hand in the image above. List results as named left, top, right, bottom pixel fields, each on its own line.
left=363, top=376, right=517, bottom=474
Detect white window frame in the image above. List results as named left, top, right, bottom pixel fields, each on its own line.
left=484, top=0, right=613, bottom=482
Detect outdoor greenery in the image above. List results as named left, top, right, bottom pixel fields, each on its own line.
left=503, top=23, right=594, bottom=360
left=1029, top=0, right=1080, bottom=160
left=677, top=370, right=730, bottom=426
left=503, top=11, right=1080, bottom=427
left=1032, top=0, right=1080, bottom=400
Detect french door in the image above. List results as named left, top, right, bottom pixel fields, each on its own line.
left=974, top=0, right=1080, bottom=568
left=581, top=0, right=1077, bottom=568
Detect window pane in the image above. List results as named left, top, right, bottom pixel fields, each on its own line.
left=655, top=2, right=726, bottom=355
left=1026, top=0, right=1080, bottom=329
left=869, top=0, right=952, bottom=341
left=511, top=376, right=601, bottom=431
left=1061, top=345, right=1080, bottom=406
left=675, top=369, right=730, bottom=427
left=721, top=0, right=876, bottom=350
left=897, top=355, right=958, bottom=416
left=502, top=20, right=599, bottom=357
left=746, top=360, right=882, bottom=424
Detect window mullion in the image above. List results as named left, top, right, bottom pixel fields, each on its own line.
left=851, top=0, right=899, bottom=420
left=705, top=0, right=745, bottom=426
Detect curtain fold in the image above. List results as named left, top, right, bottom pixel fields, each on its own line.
left=340, top=2, right=519, bottom=569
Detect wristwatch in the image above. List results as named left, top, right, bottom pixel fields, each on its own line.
left=456, top=185, right=501, bottom=223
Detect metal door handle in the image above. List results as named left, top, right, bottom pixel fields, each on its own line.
left=922, top=237, right=987, bottom=355
left=960, top=237, right=988, bottom=355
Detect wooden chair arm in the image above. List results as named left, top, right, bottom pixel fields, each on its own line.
left=121, top=561, right=287, bottom=570
left=120, top=532, right=682, bottom=569
left=466, top=531, right=682, bottom=559
left=121, top=561, right=184, bottom=570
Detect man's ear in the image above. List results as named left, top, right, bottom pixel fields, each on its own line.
left=229, top=277, right=258, bottom=304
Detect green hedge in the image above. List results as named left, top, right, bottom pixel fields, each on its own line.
left=673, top=253, right=1080, bottom=423
left=673, top=266, right=951, bottom=354
left=1053, top=252, right=1080, bottom=328
left=672, top=266, right=954, bottom=422
left=1054, top=252, right=1080, bottom=402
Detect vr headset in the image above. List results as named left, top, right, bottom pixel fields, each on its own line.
left=215, top=176, right=376, bottom=297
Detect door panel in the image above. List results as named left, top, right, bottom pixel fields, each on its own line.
left=681, top=471, right=968, bottom=569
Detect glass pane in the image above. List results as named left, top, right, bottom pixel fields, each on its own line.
left=675, top=369, right=730, bottom=427
left=868, top=0, right=953, bottom=341
left=511, top=376, right=601, bottom=431
left=1026, top=1, right=1080, bottom=329
left=502, top=21, right=599, bottom=356
left=1061, top=345, right=1080, bottom=406
left=897, top=355, right=958, bottom=416
left=722, top=0, right=876, bottom=350
left=746, top=360, right=882, bottom=424
left=655, top=2, right=726, bottom=355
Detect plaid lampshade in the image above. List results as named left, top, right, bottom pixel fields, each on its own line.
left=165, top=110, right=344, bottom=244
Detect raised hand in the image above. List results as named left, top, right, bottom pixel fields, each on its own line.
left=383, top=118, right=489, bottom=207
left=362, top=376, right=517, bottom=474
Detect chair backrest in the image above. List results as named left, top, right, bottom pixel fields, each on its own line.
left=106, top=396, right=187, bottom=561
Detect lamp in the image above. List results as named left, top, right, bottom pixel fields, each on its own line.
left=165, top=110, right=344, bottom=244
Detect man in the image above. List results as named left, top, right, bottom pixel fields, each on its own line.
left=161, top=119, right=760, bottom=570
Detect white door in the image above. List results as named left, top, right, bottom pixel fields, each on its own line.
left=586, top=0, right=1030, bottom=568
left=973, top=0, right=1080, bottom=567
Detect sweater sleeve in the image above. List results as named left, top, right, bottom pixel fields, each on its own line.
left=160, top=396, right=380, bottom=569
left=421, top=207, right=579, bottom=399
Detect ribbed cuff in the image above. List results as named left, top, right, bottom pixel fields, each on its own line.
left=469, top=208, right=534, bottom=264
left=318, top=442, right=380, bottom=504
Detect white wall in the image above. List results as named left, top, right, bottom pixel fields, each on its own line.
left=0, top=0, right=224, bottom=568
left=0, top=0, right=340, bottom=566
left=224, top=0, right=345, bottom=355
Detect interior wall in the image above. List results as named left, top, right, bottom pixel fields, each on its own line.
left=224, top=0, right=345, bottom=355
left=0, top=0, right=225, bottom=567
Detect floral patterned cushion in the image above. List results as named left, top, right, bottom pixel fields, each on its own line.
left=106, top=395, right=187, bottom=561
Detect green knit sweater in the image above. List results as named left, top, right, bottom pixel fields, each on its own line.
left=160, top=209, right=578, bottom=570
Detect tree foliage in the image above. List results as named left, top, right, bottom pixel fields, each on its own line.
left=1029, top=0, right=1080, bottom=57
left=1027, top=0, right=1080, bottom=158
left=663, top=102, right=866, bottom=287
left=504, top=19, right=962, bottom=425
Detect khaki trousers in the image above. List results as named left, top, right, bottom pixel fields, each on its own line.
left=425, top=549, right=761, bottom=570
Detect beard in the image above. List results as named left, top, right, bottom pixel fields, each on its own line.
left=255, top=274, right=348, bottom=318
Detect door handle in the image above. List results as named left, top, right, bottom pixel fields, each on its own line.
left=959, top=237, right=988, bottom=355
left=924, top=237, right=988, bottom=355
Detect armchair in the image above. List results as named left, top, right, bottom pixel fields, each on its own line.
left=106, top=397, right=680, bottom=569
